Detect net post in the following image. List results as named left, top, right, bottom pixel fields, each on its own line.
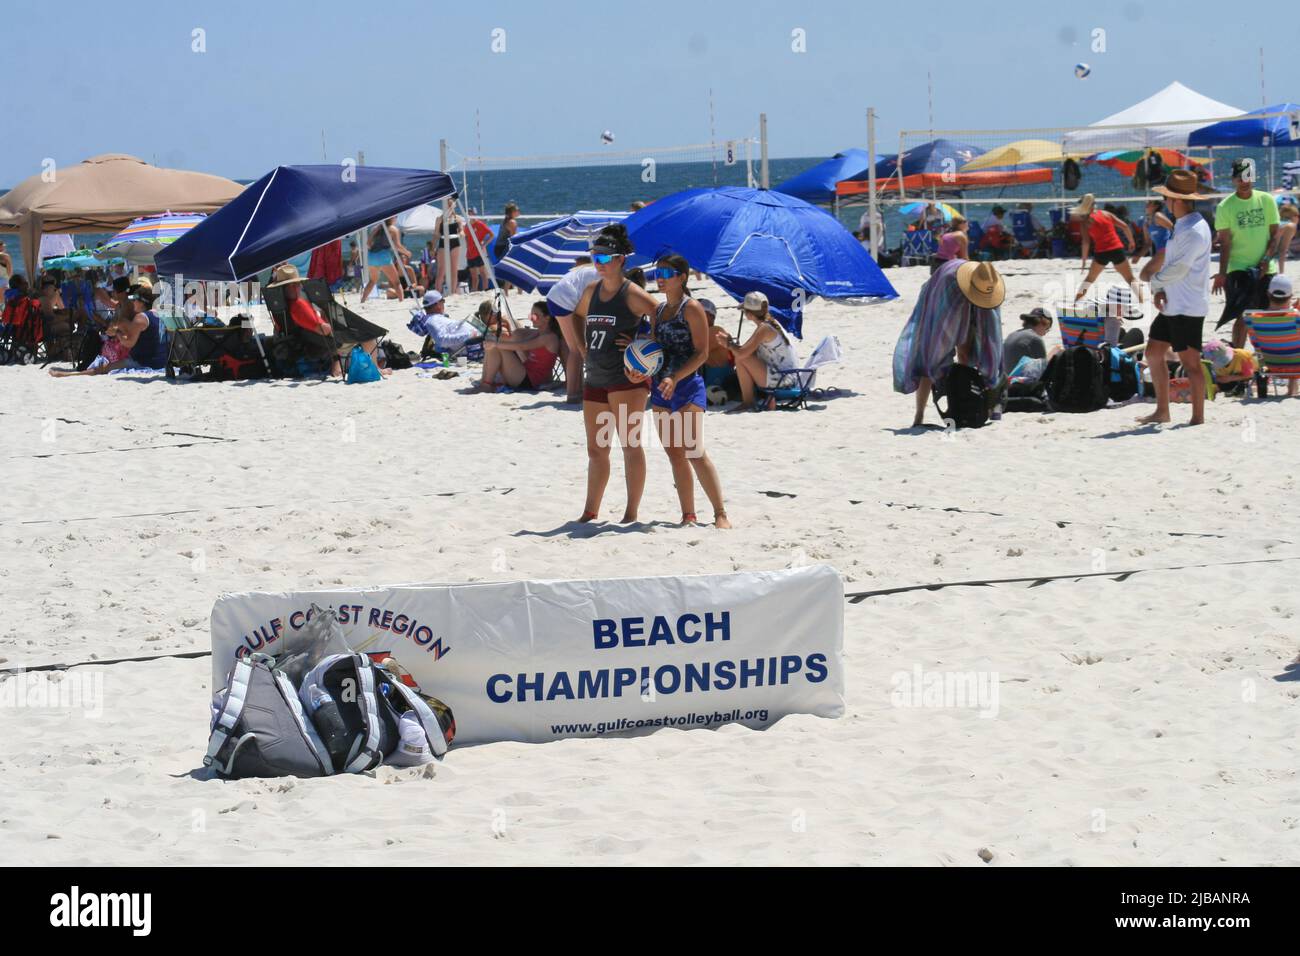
left=440, top=138, right=453, bottom=296
left=760, top=114, right=770, bottom=189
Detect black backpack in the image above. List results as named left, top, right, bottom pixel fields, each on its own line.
left=1044, top=346, right=1108, bottom=412
left=1100, top=346, right=1143, bottom=403
left=381, top=338, right=413, bottom=369
left=933, top=363, right=989, bottom=429
left=1062, top=157, right=1081, bottom=191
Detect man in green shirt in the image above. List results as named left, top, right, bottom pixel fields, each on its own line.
left=1213, top=158, right=1279, bottom=347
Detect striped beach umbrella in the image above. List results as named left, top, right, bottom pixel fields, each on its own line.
left=495, top=210, right=651, bottom=294
left=96, top=211, right=206, bottom=264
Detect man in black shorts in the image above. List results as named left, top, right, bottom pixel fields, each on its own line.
left=1139, top=170, right=1213, bottom=426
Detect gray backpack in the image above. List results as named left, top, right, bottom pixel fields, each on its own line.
left=204, top=652, right=333, bottom=779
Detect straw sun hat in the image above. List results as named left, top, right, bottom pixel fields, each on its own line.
left=955, top=260, right=1005, bottom=310
left=266, top=262, right=308, bottom=288
left=1152, top=169, right=1207, bottom=202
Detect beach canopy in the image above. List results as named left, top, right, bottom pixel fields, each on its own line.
left=624, top=186, right=897, bottom=337
left=0, top=153, right=243, bottom=279
left=834, top=138, right=1051, bottom=196
left=496, top=210, right=650, bottom=293
left=155, top=165, right=456, bottom=281
left=773, top=149, right=869, bottom=204
left=1062, top=81, right=1243, bottom=153
left=395, top=203, right=444, bottom=234
left=95, top=212, right=206, bottom=264
left=961, top=139, right=1073, bottom=171
left=1188, top=103, right=1300, bottom=148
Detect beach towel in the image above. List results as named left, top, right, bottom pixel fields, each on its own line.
left=892, top=259, right=1003, bottom=394
left=308, top=239, right=344, bottom=287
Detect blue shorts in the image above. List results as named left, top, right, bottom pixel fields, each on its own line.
left=369, top=249, right=394, bottom=267
left=651, top=373, right=706, bottom=411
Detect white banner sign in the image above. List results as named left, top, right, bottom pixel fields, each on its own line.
left=210, top=566, right=844, bottom=746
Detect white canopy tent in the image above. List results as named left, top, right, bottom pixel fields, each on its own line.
left=1062, top=81, right=1244, bottom=153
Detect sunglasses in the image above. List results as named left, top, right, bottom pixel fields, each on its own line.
left=591, top=253, right=618, bottom=264
left=654, top=266, right=684, bottom=280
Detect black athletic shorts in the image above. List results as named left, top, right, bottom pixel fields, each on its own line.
left=1149, top=313, right=1204, bottom=353
left=1216, top=269, right=1269, bottom=328
left=1092, top=248, right=1127, bottom=266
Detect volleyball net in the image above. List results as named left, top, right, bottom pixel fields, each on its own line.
left=845, top=112, right=1300, bottom=219
left=445, top=138, right=759, bottom=222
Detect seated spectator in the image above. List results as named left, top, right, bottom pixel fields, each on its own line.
left=268, top=263, right=383, bottom=378
left=931, top=215, right=968, bottom=274
left=700, top=298, right=737, bottom=401
left=1100, top=285, right=1146, bottom=348
left=1266, top=274, right=1300, bottom=396
left=1003, top=307, right=1052, bottom=375
left=718, top=291, right=801, bottom=410
left=48, top=277, right=169, bottom=376
left=1202, top=338, right=1257, bottom=387
left=476, top=300, right=561, bottom=392
left=408, top=290, right=482, bottom=359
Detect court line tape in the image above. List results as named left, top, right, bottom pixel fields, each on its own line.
left=6, top=554, right=1296, bottom=676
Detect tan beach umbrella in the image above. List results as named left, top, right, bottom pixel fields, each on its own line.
left=0, top=153, right=244, bottom=277
left=960, top=139, right=1074, bottom=171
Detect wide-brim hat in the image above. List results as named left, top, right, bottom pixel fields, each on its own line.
left=266, top=263, right=307, bottom=288
left=1069, top=193, right=1096, bottom=217
left=956, top=260, right=1005, bottom=310
left=1152, top=168, right=1208, bottom=202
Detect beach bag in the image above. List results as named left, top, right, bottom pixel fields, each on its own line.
left=300, top=653, right=452, bottom=774
left=1044, top=346, right=1108, bottom=412
left=1062, top=158, right=1081, bottom=191
left=204, top=653, right=333, bottom=780
left=381, top=338, right=413, bottom=370
left=1101, top=346, right=1143, bottom=402
left=933, top=363, right=989, bottom=429
left=345, top=346, right=382, bottom=383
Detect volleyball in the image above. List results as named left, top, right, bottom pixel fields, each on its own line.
left=600, top=129, right=616, bottom=144
left=624, top=339, right=663, bottom=378
left=1074, top=62, right=1091, bottom=79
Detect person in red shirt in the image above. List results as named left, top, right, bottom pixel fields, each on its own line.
left=464, top=214, right=494, bottom=292
left=1071, top=193, right=1138, bottom=301
left=267, top=262, right=382, bottom=378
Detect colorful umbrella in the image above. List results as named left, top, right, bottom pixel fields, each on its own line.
left=898, top=201, right=959, bottom=222
left=496, top=211, right=650, bottom=293
left=1085, top=148, right=1204, bottom=176
left=96, top=212, right=207, bottom=264
left=961, top=139, right=1074, bottom=171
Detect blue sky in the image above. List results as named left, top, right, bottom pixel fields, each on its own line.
left=5, top=0, right=1296, bottom=184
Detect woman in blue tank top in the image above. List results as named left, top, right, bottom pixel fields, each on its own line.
left=635, top=254, right=729, bottom=528
left=572, top=224, right=660, bottom=524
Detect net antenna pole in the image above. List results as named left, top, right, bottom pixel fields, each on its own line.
left=357, top=150, right=369, bottom=300
left=439, top=138, right=453, bottom=297
left=709, top=88, right=718, bottom=187
left=759, top=113, right=771, bottom=189
left=867, top=107, right=880, bottom=259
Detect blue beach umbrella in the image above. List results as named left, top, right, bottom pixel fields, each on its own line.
left=495, top=210, right=651, bottom=294
left=624, top=186, right=897, bottom=337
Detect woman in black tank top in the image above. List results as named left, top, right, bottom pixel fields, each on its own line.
left=572, top=223, right=659, bottom=524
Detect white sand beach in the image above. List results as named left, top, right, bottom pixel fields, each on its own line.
left=2, top=263, right=1298, bottom=866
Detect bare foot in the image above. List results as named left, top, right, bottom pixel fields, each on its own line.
left=619, top=510, right=638, bottom=523
left=714, top=511, right=732, bottom=530
left=911, top=418, right=925, bottom=428
left=1187, top=416, right=1204, bottom=426
left=1135, top=411, right=1170, bottom=424
left=577, top=510, right=599, bottom=523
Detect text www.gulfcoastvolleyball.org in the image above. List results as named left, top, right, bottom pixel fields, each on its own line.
left=552, top=708, right=769, bottom=736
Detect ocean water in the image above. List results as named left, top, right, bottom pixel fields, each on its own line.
left=3, top=149, right=1290, bottom=277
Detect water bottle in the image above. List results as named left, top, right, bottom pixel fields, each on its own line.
left=307, top=683, right=332, bottom=712
left=305, top=682, right=353, bottom=771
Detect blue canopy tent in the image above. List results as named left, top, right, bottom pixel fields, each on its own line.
left=1188, top=104, right=1300, bottom=148
left=772, top=149, right=870, bottom=204
left=155, top=165, right=456, bottom=281
left=625, top=186, right=897, bottom=338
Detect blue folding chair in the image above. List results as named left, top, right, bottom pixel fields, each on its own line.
left=901, top=229, right=937, bottom=267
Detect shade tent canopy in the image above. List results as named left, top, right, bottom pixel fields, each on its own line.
left=395, top=203, right=444, bottom=234
left=0, top=153, right=244, bottom=279
left=624, top=186, right=897, bottom=337
left=155, top=165, right=456, bottom=281
left=833, top=138, right=1052, bottom=196
left=1062, top=81, right=1243, bottom=153
left=772, top=149, right=870, bottom=204
left=1188, top=103, right=1300, bottom=148
left=961, top=139, right=1075, bottom=171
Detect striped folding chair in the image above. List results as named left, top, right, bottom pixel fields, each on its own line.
left=1057, top=305, right=1105, bottom=349
left=901, top=229, right=936, bottom=267
left=1243, top=310, right=1300, bottom=396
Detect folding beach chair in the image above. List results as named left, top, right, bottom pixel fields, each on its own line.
left=1010, top=211, right=1041, bottom=258
left=1243, top=309, right=1300, bottom=396
left=901, top=229, right=936, bottom=267
left=1057, top=305, right=1105, bottom=349
left=265, top=278, right=388, bottom=376
left=755, top=335, right=843, bottom=411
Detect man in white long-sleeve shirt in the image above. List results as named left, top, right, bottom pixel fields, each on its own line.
left=1138, top=170, right=1213, bottom=426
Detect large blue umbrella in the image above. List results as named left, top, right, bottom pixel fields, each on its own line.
left=773, top=149, right=869, bottom=204
left=624, top=186, right=897, bottom=338
left=496, top=210, right=651, bottom=293
left=155, top=165, right=456, bottom=281
left=1188, top=103, right=1300, bottom=148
